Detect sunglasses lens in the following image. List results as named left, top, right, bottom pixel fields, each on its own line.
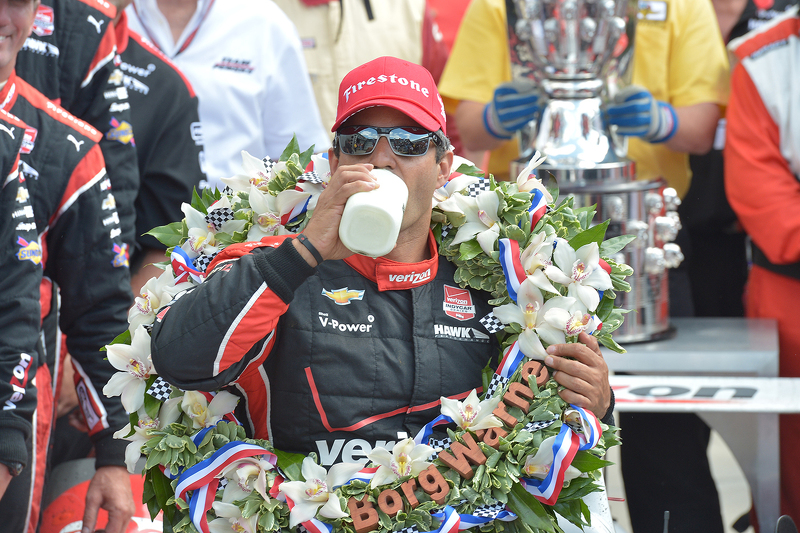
left=338, top=127, right=435, bottom=156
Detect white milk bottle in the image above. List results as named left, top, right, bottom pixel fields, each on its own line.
left=338, top=168, right=408, bottom=257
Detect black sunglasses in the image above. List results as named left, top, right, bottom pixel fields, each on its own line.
left=335, top=126, right=443, bottom=157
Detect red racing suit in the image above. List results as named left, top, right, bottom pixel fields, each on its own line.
left=0, top=73, right=132, bottom=532
left=725, top=7, right=800, bottom=521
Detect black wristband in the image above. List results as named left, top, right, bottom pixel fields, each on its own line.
left=296, top=234, right=323, bottom=265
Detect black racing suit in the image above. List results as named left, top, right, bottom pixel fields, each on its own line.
left=152, top=234, right=615, bottom=467
left=113, top=13, right=206, bottom=266
left=16, top=0, right=140, bottom=249
left=0, top=73, right=132, bottom=532
left=0, top=110, right=39, bottom=482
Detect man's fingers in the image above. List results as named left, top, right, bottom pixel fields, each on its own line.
left=81, top=492, right=100, bottom=533
left=104, top=508, right=127, bottom=533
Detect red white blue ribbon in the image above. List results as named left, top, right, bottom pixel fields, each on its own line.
left=171, top=247, right=204, bottom=284
left=527, top=189, right=547, bottom=230
left=413, top=414, right=456, bottom=445
left=520, top=406, right=601, bottom=505
left=431, top=505, right=461, bottom=533
left=344, top=466, right=379, bottom=485
left=496, top=342, right=525, bottom=380
left=280, top=194, right=311, bottom=226
left=175, top=441, right=276, bottom=533
left=498, top=238, right=526, bottom=303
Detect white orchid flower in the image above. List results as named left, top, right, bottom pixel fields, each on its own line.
left=544, top=239, right=612, bottom=312
left=103, top=326, right=153, bottom=413
left=276, top=181, right=324, bottom=223
left=519, top=232, right=559, bottom=294
left=308, top=152, right=331, bottom=182
left=220, top=454, right=276, bottom=502
left=181, top=390, right=239, bottom=429
left=492, top=279, right=576, bottom=359
left=220, top=150, right=287, bottom=193
left=521, top=435, right=582, bottom=481
left=432, top=155, right=481, bottom=211
left=113, top=398, right=181, bottom=473
left=182, top=199, right=247, bottom=237
left=449, top=190, right=501, bottom=255
left=209, top=501, right=259, bottom=533
left=516, top=152, right=552, bottom=203
left=440, top=390, right=502, bottom=431
left=246, top=184, right=282, bottom=241
left=544, top=305, right=603, bottom=338
left=280, top=456, right=365, bottom=527
left=367, top=438, right=435, bottom=488
left=128, top=269, right=193, bottom=332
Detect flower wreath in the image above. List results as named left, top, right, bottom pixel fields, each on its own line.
left=103, top=137, right=633, bottom=533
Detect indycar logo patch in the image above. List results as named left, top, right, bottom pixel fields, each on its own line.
left=321, top=287, right=364, bottom=306
left=16, top=236, right=41, bottom=265
left=111, top=243, right=129, bottom=268
left=106, top=117, right=135, bottom=146
left=32, top=5, right=54, bottom=37
left=20, top=127, right=37, bottom=154
left=443, top=285, right=476, bottom=321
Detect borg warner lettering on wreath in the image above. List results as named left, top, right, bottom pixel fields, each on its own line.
left=343, top=74, right=431, bottom=102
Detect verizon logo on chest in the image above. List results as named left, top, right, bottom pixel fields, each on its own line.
left=442, top=285, right=475, bottom=321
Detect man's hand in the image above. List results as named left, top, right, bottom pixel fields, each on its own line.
left=295, top=163, right=379, bottom=265
left=607, top=84, right=678, bottom=143
left=484, top=79, right=540, bottom=139
left=544, top=332, right=611, bottom=419
left=0, top=465, right=12, bottom=501
left=81, top=466, right=135, bottom=533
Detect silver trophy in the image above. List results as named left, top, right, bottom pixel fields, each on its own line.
left=508, top=0, right=682, bottom=342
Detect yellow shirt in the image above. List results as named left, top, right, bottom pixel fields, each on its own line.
left=438, top=0, right=729, bottom=197
left=273, top=0, right=426, bottom=138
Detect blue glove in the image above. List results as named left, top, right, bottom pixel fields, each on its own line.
left=484, top=79, right=540, bottom=139
left=606, top=85, right=679, bottom=143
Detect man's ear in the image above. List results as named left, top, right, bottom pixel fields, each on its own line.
left=436, top=150, right=454, bottom=188
left=328, top=147, right=339, bottom=173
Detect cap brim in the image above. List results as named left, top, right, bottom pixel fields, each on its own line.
left=332, top=97, right=443, bottom=133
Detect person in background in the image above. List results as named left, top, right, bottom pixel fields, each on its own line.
left=0, top=1, right=134, bottom=532
left=437, top=1, right=729, bottom=531
left=126, top=0, right=331, bottom=190
left=725, top=5, right=800, bottom=524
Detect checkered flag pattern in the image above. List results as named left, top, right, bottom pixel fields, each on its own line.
left=261, top=156, right=277, bottom=174
left=429, top=436, right=452, bottom=453
left=473, top=503, right=507, bottom=518
left=218, top=478, right=228, bottom=491
left=298, top=171, right=324, bottom=184
left=484, top=374, right=509, bottom=399
left=465, top=181, right=492, bottom=198
left=440, top=223, right=452, bottom=240
left=523, top=420, right=556, bottom=432
left=205, top=207, right=235, bottom=230
left=146, top=377, right=172, bottom=402
left=194, top=252, right=218, bottom=273
left=480, top=312, right=504, bottom=334
left=397, top=526, right=421, bottom=533
left=221, top=186, right=234, bottom=196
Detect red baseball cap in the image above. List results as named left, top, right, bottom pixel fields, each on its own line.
left=332, top=56, right=447, bottom=135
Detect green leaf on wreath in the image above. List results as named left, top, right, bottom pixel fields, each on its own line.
left=459, top=240, right=484, bottom=261
left=104, top=328, right=131, bottom=349
left=507, top=483, right=556, bottom=532
left=570, top=451, right=614, bottom=472
left=567, top=220, right=609, bottom=250
left=190, top=187, right=207, bottom=214
left=599, top=234, right=636, bottom=256
left=143, top=388, right=161, bottom=420
left=280, top=135, right=301, bottom=162
left=503, top=224, right=526, bottom=243
left=455, top=162, right=485, bottom=177
left=274, top=448, right=307, bottom=481
left=145, top=221, right=185, bottom=249
left=597, top=333, right=627, bottom=353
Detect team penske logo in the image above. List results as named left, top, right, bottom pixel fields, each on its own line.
left=443, top=285, right=475, bottom=321
left=16, top=236, right=41, bottom=265
left=32, top=5, right=55, bottom=37
left=20, top=127, right=37, bottom=154
left=106, top=117, right=135, bottom=145
left=388, top=268, right=431, bottom=285
left=111, top=243, right=129, bottom=268
left=321, top=287, right=364, bottom=305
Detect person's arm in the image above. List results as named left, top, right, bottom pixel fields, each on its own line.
left=665, top=102, right=719, bottom=155
left=724, top=61, right=800, bottom=264
left=455, top=100, right=506, bottom=152
left=543, top=332, right=613, bottom=423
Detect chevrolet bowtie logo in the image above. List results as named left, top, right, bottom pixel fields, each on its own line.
left=321, top=287, right=365, bottom=305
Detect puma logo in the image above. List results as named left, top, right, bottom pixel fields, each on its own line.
left=0, top=125, right=15, bottom=139
left=67, top=134, right=84, bottom=151
left=87, top=15, right=104, bottom=34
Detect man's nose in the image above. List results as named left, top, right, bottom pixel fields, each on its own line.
left=369, top=136, right=397, bottom=169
